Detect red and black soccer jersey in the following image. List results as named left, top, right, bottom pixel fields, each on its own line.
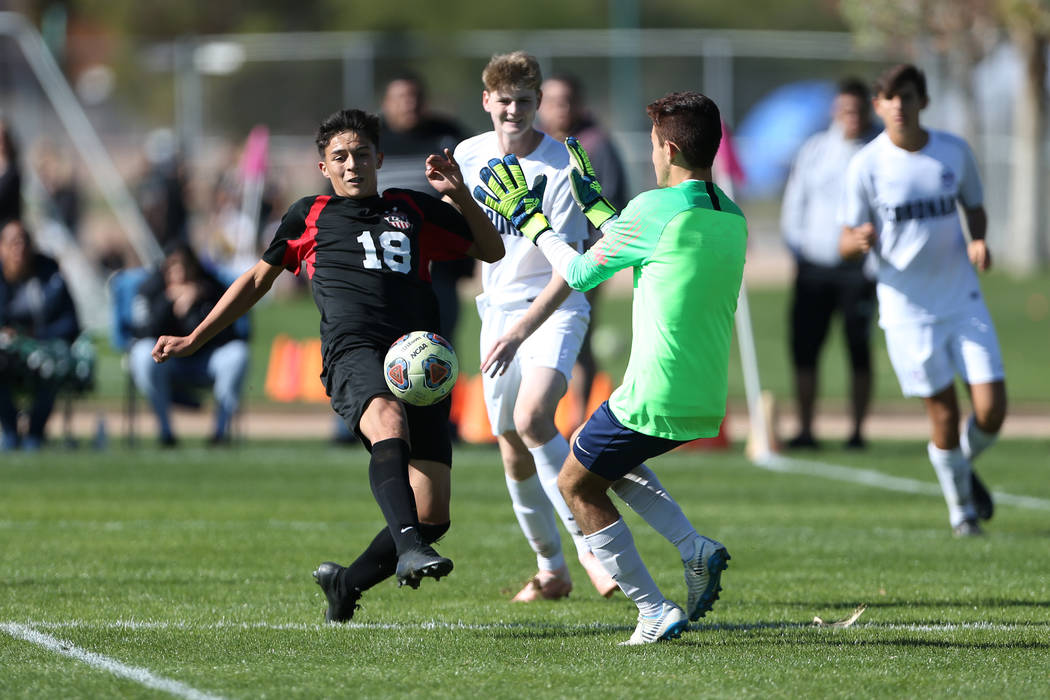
left=263, top=188, right=473, bottom=363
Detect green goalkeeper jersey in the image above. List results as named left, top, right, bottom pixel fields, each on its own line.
left=562, top=180, right=747, bottom=440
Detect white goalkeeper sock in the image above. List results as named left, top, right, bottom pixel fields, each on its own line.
left=927, top=442, right=976, bottom=527
left=528, top=434, right=590, bottom=558
left=585, top=517, right=663, bottom=616
left=504, top=473, right=565, bottom=572
left=960, top=414, right=998, bottom=462
left=612, top=464, right=697, bottom=561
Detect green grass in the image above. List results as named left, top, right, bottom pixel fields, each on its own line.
left=2, top=440, right=1048, bottom=698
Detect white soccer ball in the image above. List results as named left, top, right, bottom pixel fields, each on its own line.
left=383, top=331, right=459, bottom=406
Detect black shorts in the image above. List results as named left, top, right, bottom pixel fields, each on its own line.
left=323, top=345, right=453, bottom=465
left=790, top=260, right=876, bottom=371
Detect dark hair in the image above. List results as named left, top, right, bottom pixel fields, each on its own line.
left=315, top=109, right=381, bottom=156
left=837, top=77, right=871, bottom=103
left=0, top=119, right=18, bottom=162
left=162, top=240, right=206, bottom=280
left=646, top=92, right=722, bottom=169
left=545, top=73, right=584, bottom=100
left=385, top=72, right=426, bottom=100
left=873, top=64, right=927, bottom=101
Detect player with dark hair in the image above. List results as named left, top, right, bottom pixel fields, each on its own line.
left=840, top=63, right=1005, bottom=536
left=781, top=77, right=879, bottom=449
left=474, top=91, right=746, bottom=644
left=151, top=108, right=504, bottom=620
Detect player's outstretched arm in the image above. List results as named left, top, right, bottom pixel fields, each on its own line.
left=427, top=149, right=504, bottom=262
left=472, top=154, right=553, bottom=244
left=565, top=136, right=618, bottom=229
left=152, top=259, right=283, bottom=363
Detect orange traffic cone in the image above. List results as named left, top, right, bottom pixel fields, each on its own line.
left=457, top=374, right=497, bottom=444
left=264, top=335, right=302, bottom=403
left=297, top=338, right=328, bottom=403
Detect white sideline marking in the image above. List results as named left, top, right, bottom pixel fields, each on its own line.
left=754, top=453, right=1050, bottom=512
left=16, top=619, right=1038, bottom=634
left=0, top=623, right=225, bottom=700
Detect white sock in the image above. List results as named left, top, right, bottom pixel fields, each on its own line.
left=960, top=414, right=998, bottom=462
left=927, top=442, right=976, bottom=527
left=528, top=434, right=590, bottom=557
left=504, top=473, right=565, bottom=571
left=612, top=464, right=698, bottom=561
left=584, top=518, right=663, bottom=616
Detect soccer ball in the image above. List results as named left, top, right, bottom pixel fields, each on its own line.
left=383, top=331, right=459, bottom=406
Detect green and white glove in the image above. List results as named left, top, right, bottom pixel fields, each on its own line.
left=565, top=136, right=618, bottom=229
left=472, top=154, right=552, bottom=244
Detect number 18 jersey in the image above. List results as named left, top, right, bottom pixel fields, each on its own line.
left=263, top=189, right=474, bottom=363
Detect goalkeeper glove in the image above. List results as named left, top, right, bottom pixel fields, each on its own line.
left=472, top=154, right=552, bottom=244
left=565, top=136, right=618, bottom=229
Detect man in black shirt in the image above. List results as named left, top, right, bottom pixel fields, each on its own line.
left=151, top=109, right=503, bottom=621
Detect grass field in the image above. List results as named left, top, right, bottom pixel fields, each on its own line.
left=3, top=439, right=1048, bottom=698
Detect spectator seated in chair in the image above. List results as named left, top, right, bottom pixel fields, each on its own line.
left=0, top=219, right=91, bottom=450
left=128, top=242, right=249, bottom=446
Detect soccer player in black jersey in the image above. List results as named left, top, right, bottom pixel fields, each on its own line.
left=151, top=109, right=504, bottom=621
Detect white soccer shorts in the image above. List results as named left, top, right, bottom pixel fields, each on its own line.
left=883, top=303, right=1005, bottom=398
left=477, top=296, right=589, bottom=436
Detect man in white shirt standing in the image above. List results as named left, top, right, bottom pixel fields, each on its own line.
left=781, top=78, right=878, bottom=450
left=840, top=64, right=1006, bottom=536
left=453, top=51, right=617, bottom=599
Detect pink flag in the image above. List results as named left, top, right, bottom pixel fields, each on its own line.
left=239, top=125, right=269, bottom=179
left=715, top=119, right=746, bottom=187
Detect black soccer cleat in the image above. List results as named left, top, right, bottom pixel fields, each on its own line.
left=971, top=470, right=994, bottom=521
left=395, top=544, right=454, bottom=589
left=313, top=561, right=362, bottom=623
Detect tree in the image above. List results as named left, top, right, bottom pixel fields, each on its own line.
left=1001, top=0, right=1050, bottom=273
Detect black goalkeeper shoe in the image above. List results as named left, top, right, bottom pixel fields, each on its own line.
left=971, top=470, right=995, bottom=521
left=313, top=562, right=362, bottom=623
left=395, top=545, right=453, bottom=589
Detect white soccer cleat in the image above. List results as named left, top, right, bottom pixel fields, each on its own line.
left=684, top=535, right=730, bottom=622
left=619, top=601, right=688, bottom=645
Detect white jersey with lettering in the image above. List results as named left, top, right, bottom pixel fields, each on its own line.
left=840, top=129, right=984, bottom=327
left=455, top=130, right=589, bottom=311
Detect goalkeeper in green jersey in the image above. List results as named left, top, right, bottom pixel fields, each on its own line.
left=474, top=91, right=747, bottom=645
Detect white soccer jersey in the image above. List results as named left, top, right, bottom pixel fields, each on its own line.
left=841, top=130, right=985, bottom=326
left=455, top=131, right=589, bottom=309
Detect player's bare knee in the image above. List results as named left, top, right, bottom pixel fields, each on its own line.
left=976, top=404, right=1006, bottom=434
left=974, top=384, right=1008, bottom=433
left=513, top=407, right=557, bottom=446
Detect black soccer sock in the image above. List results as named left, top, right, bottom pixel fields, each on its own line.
left=368, top=438, right=423, bottom=554
left=342, top=521, right=451, bottom=593
left=419, top=521, right=450, bottom=544
left=343, top=527, right=397, bottom=592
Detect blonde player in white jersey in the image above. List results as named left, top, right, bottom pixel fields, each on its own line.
left=452, top=51, right=617, bottom=599
left=840, top=64, right=1007, bottom=536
